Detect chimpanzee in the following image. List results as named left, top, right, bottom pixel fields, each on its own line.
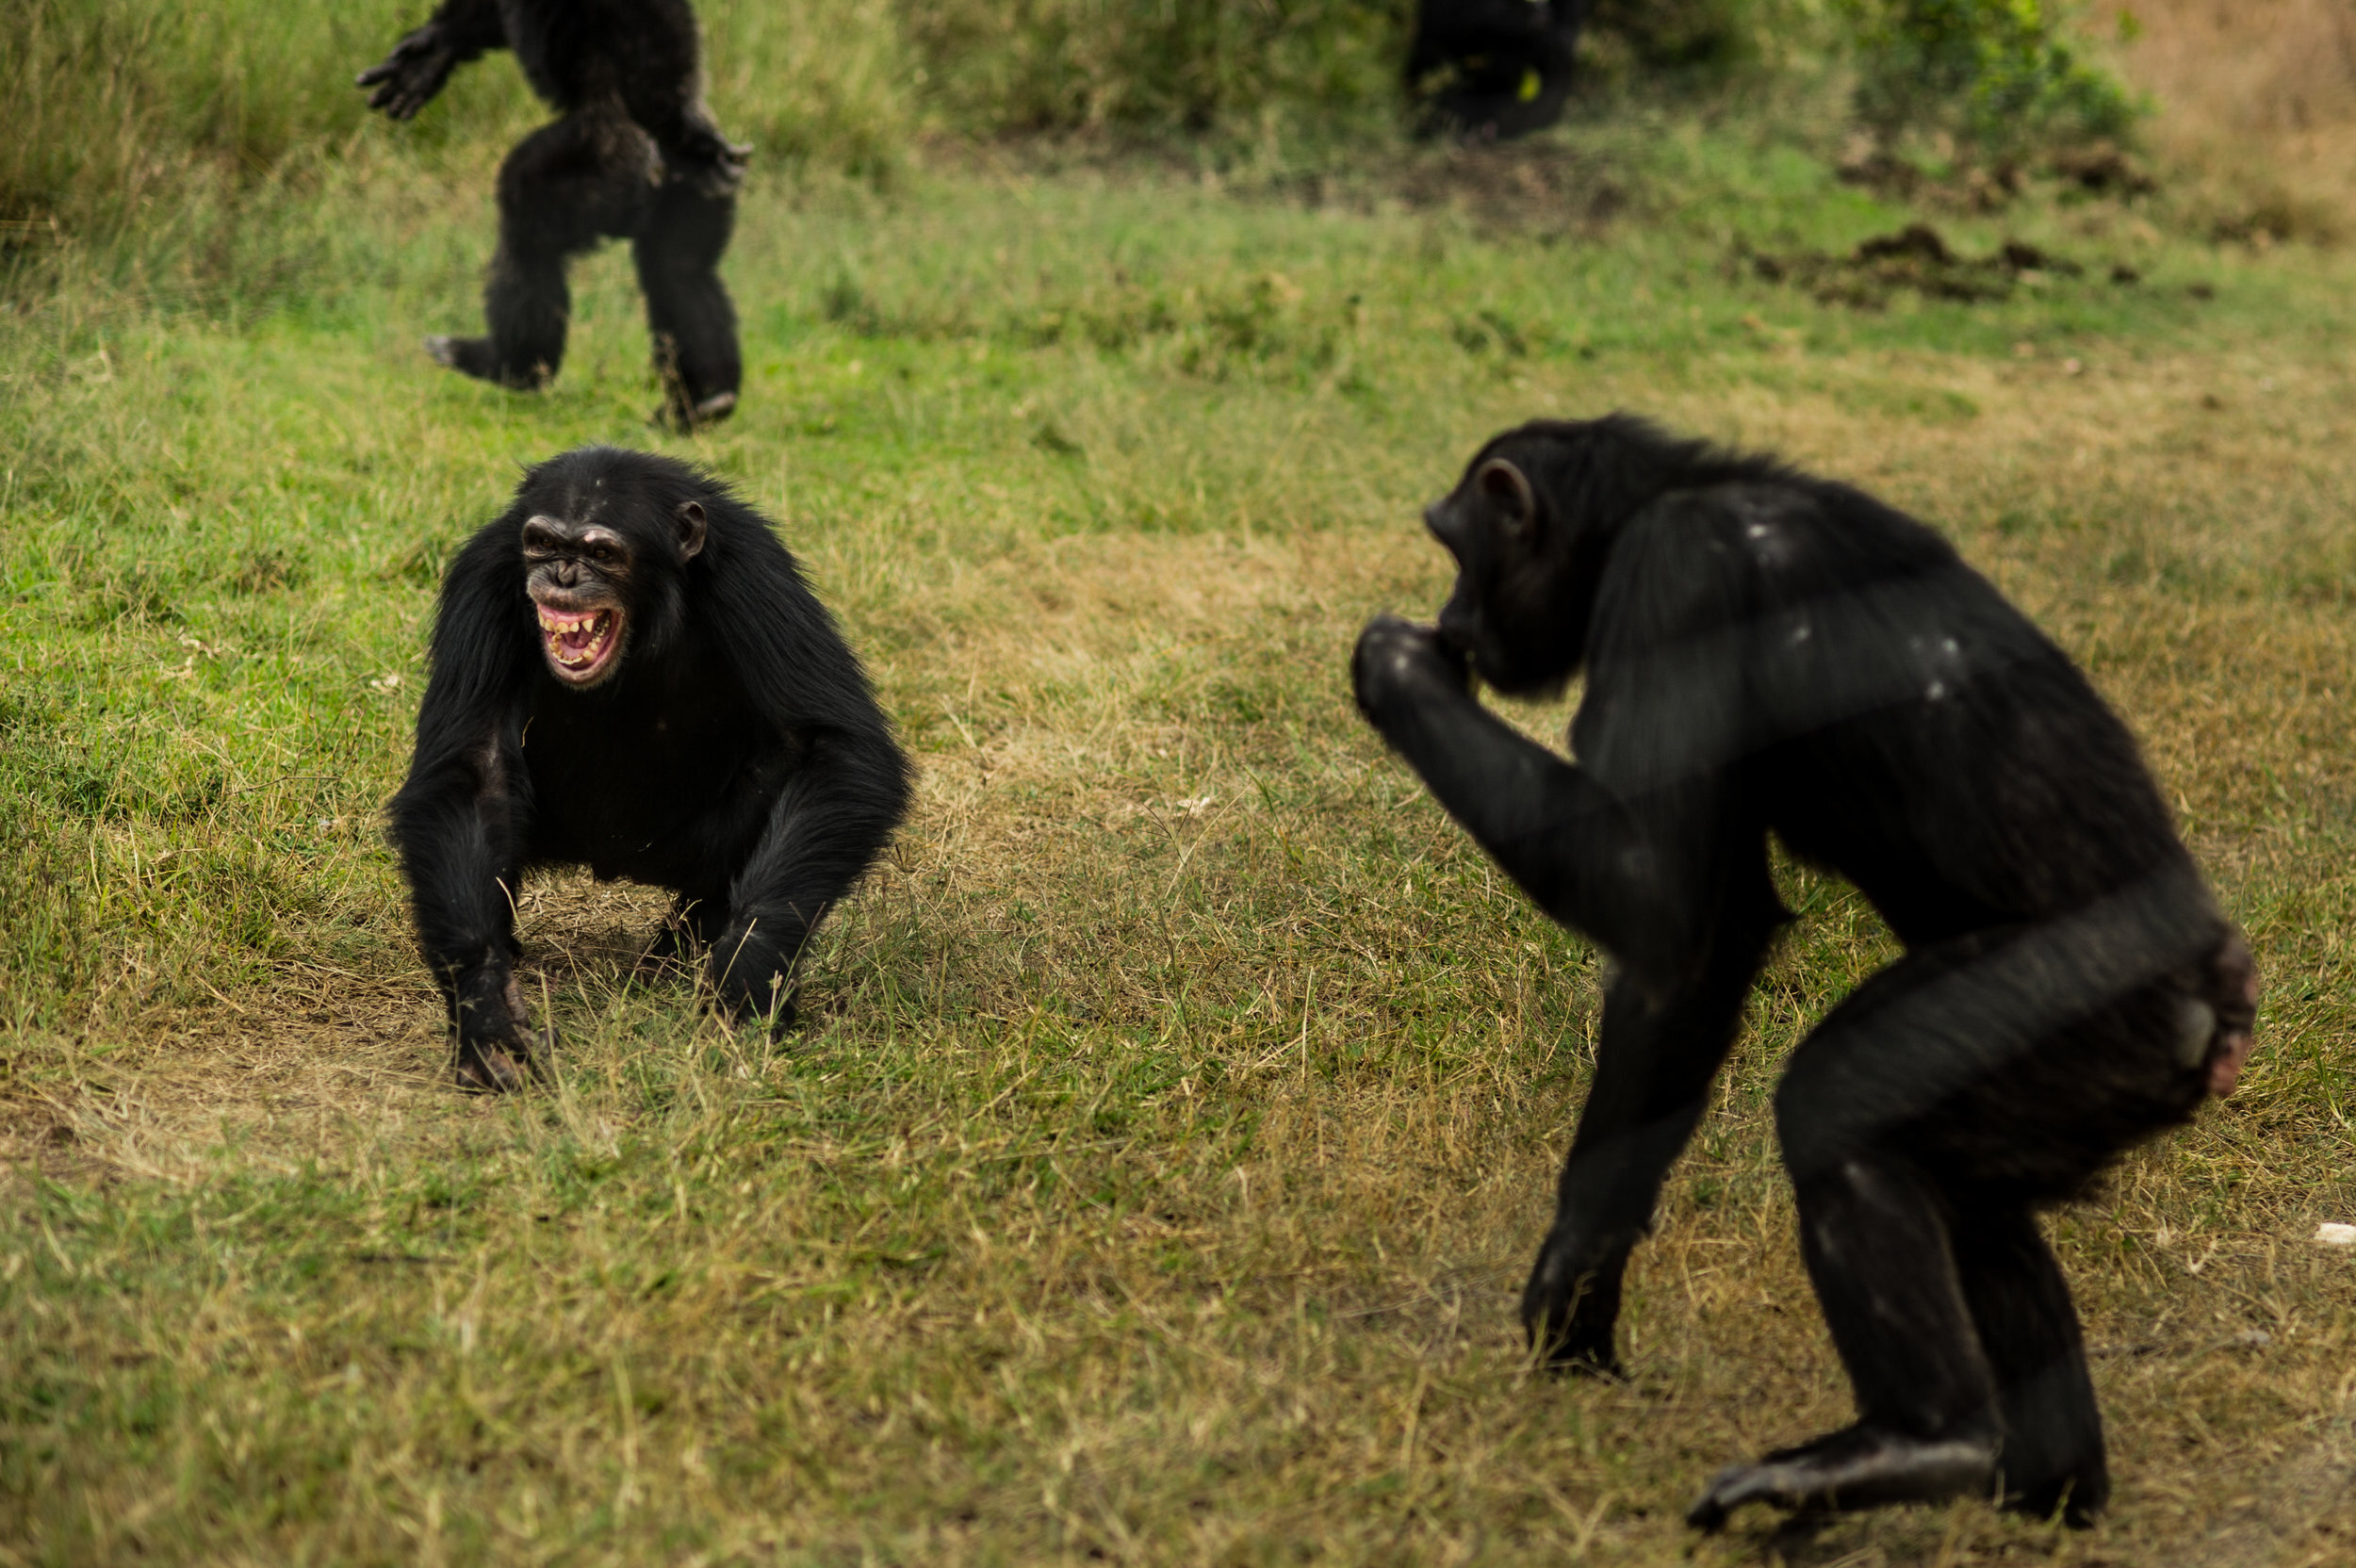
left=387, top=447, right=910, bottom=1091
left=1406, top=0, right=1592, bottom=141
left=358, top=0, right=747, bottom=428
left=1351, top=416, right=2259, bottom=1527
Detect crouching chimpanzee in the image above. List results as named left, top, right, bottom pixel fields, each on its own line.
left=1407, top=0, right=1592, bottom=141
left=358, top=1, right=747, bottom=428
left=388, top=448, right=909, bottom=1091
left=1352, top=416, right=2258, bottom=1527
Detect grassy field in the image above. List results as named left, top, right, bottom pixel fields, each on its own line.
left=4, top=88, right=2356, bottom=1568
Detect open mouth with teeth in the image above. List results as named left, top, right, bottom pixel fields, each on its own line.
left=536, top=603, right=625, bottom=684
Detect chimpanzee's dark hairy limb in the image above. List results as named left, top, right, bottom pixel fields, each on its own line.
left=359, top=0, right=746, bottom=425
left=387, top=447, right=909, bottom=1091
left=1405, top=0, right=1592, bottom=141
left=1352, top=415, right=2259, bottom=1529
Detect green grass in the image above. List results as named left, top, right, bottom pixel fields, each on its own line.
left=3, top=113, right=2354, bottom=1564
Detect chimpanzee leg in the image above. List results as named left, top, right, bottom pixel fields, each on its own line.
left=1522, top=874, right=1779, bottom=1371
left=431, top=111, right=657, bottom=390
left=1691, top=908, right=2213, bottom=1529
left=633, top=174, right=740, bottom=426
left=1950, top=1202, right=2108, bottom=1522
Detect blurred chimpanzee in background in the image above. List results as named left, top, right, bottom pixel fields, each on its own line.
left=1406, top=0, right=1592, bottom=141
left=359, top=0, right=748, bottom=428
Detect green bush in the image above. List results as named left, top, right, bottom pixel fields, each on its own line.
left=903, top=0, right=1409, bottom=136
left=1841, top=0, right=2140, bottom=156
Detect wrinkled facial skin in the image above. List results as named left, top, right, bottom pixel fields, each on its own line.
left=1425, top=451, right=1588, bottom=696
left=522, top=514, right=637, bottom=687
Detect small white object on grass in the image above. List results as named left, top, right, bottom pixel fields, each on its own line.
left=2314, top=1222, right=2356, bottom=1247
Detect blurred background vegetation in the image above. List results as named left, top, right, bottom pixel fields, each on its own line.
left=2, top=1, right=2160, bottom=231
left=5, top=0, right=2353, bottom=304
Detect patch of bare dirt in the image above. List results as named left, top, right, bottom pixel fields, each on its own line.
left=1741, top=222, right=2151, bottom=309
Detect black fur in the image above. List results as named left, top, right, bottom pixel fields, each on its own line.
left=1406, top=0, right=1592, bottom=141
left=359, top=0, right=746, bottom=425
left=387, top=447, right=910, bottom=1090
left=1352, top=415, right=2258, bottom=1528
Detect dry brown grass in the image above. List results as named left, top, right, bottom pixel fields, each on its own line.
left=2098, top=0, right=2356, bottom=237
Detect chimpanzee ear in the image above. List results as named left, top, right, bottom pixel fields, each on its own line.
left=1475, top=458, right=1537, bottom=534
left=674, top=499, right=708, bottom=561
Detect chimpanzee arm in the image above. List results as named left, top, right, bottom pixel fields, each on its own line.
left=387, top=708, right=532, bottom=1057
left=597, top=6, right=750, bottom=191
left=1356, top=495, right=1775, bottom=1366
left=1357, top=626, right=1776, bottom=1363
left=357, top=0, right=507, bottom=121
left=709, top=729, right=909, bottom=1024
left=1353, top=621, right=1699, bottom=967
left=700, top=537, right=911, bottom=1028
left=1354, top=489, right=1758, bottom=972
left=385, top=534, right=539, bottom=1088
left=1520, top=877, right=1776, bottom=1367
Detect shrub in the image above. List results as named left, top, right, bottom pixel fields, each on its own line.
left=1841, top=0, right=2141, bottom=156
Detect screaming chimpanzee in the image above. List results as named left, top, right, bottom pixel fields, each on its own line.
left=387, top=447, right=910, bottom=1091
left=1406, top=0, right=1592, bottom=141
left=359, top=0, right=747, bottom=427
left=1352, top=416, right=2258, bottom=1528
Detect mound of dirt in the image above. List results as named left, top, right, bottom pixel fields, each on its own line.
left=1741, top=223, right=2135, bottom=309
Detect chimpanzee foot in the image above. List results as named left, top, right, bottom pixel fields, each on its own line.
left=2002, top=1464, right=2106, bottom=1527
left=1685, top=1424, right=1999, bottom=1531
left=652, top=389, right=736, bottom=433
left=423, top=335, right=545, bottom=391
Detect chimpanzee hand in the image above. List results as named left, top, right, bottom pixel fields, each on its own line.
left=356, top=24, right=461, bottom=121
left=1520, top=1243, right=1627, bottom=1379
left=709, top=924, right=801, bottom=1037
left=666, top=117, right=753, bottom=197
left=1352, top=613, right=1470, bottom=727
left=451, top=972, right=550, bottom=1093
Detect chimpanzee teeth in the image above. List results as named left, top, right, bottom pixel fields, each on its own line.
left=545, top=612, right=613, bottom=669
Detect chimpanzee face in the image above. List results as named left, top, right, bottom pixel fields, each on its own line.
left=1424, top=444, right=1587, bottom=696
left=520, top=500, right=705, bottom=688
